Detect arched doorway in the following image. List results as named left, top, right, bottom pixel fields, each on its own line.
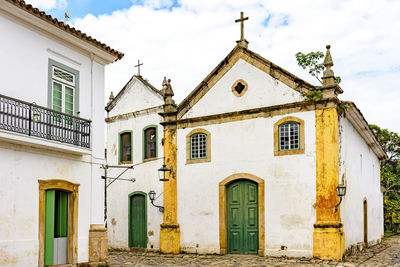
left=363, top=198, right=368, bottom=248
left=128, top=192, right=147, bottom=248
left=219, top=173, right=265, bottom=256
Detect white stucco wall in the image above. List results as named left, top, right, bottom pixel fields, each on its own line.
left=177, top=111, right=316, bottom=257
left=339, top=117, right=384, bottom=250
left=181, top=58, right=304, bottom=119
left=106, top=81, right=164, bottom=249
left=0, top=6, right=108, bottom=266
left=108, top=78, right=163, bottom=117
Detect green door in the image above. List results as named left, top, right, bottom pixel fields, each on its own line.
left=129, top=193, right=147, bottom=248
left=44, top=189, right=68, bottom=266
left=227, top=179, right=258, bottom=254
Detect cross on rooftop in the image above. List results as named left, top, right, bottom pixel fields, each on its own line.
left=235, top=11, right=249, bottom=43
left=135, top=59, right=143, bottom=76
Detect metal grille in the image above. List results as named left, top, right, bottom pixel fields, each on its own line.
left=279, top=122, right=299, bottom=150
left=0, top=94, right=91, bottom=148
left=191, top=133, right=207, bottom=159
left=53, top=68, right=74, bottom=84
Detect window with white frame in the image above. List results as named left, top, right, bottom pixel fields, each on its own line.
left=279, top=122, right=300, bottom=150
left=190, top=133, right=207, bottom=159
left=52, top=66, right=75, bottom=116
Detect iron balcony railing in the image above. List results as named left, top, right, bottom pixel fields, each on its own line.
left=0, top=93, right=91, bottom=148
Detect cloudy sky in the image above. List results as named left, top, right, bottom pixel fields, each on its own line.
left=28, top=0, right=400, bottom=133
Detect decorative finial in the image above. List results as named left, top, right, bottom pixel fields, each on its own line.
left=235, top=12, right=249, bottom=48
left=135, top=59, right=143, bottom=76
left=164, top=78, right=175, bottom=105
left=322, top=44, right=335, bottom=86
left=160, top=77, right=168, bottom=97
left=109, top=91, right=114, bottom=101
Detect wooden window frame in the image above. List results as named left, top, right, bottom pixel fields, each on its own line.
left=48, top=59, right=79, bottom=116
left=274, top=116, right=305, bottom=156
left=186, top=128, right=211, bottom=164
left=119, top=130, right=133, bottom=164
left=142, top=125, right=158, bottom=162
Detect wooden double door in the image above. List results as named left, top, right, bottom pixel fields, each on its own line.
left=226, top=179, right=259, bottom=254
left=129, top=193, right=147, bottom=248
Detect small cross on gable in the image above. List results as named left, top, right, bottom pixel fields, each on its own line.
left=235, top=12, right=249, bottom=48
left=135, top=59, right=143, bottom=76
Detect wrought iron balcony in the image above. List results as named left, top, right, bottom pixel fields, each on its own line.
left=0, top=93, right=91, bottom=148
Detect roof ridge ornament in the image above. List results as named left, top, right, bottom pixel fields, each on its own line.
left=322, top=45, right=335, bottom=86
left=235, top=11, right=249, bottom=48
left=162, top=77, right=175, bottom=105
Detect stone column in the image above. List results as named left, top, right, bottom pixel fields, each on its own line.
left=88, top=224, right=108, bottom=266
left=313, top=45, right=345, bottom=261
left=159, top=78, right=180, bottom=253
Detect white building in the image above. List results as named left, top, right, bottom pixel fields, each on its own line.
left=0, top=1, right=123, bottom=266
left=105, top=34, right=386, bottom=261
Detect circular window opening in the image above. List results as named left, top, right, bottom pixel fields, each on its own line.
left=232, top=79, right=248, bottom=97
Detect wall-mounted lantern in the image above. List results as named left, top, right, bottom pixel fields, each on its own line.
left=334, top=184, right=347, bottom=212
left=158, top=164, right=171, bottom=182
left=148, top=190, right=164, bottom=212
left=32, top=102, right=40, bottom=123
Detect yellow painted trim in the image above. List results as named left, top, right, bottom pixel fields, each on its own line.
left=186, top=128, right=211, bottom=164
left=160, top=128, right=180, bottom=253
left=313, top=108, right=345, bottom=261
left=219, top=173, right=265, bottom=256
left=231, top=79, right=248, bottom=97
left=38, top=179, right=79, bottom=267
left=273, top=116, right=305, bottom=156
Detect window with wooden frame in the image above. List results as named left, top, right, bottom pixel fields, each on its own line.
left=119, top=131, right=133, bottom=164
left=48, top=59, right=79, bottom=123
left=274, top=116, right=304, bottom=156
left=143, top=125, right=157, bottom=161
left=186, top=128, right=211, bottom=164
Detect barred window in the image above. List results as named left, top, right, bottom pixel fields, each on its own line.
left=190, top=133, right=207, bottom=159
left=279, top=122, right=299, bottom=151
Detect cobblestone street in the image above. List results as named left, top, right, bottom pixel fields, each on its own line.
left=109, top=235, right=400, bottom=266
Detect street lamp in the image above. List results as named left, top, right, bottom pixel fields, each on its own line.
left=158, top=164, right=171, bottom=182
left=148, top=190, right=164, bottom=212
left=334, top=184, right=347, bottom=213
left=32, top=102, right=40, bottom=123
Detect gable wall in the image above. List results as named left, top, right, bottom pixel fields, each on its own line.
left=339, top=117, right=384, bottom=250
left=108, top=79, right=163, bottom=117
left=106, top=109, right=164, bottom=249
left=181, top=59, right=304, bottom=119
left=176, top=110, right=316, bottom=256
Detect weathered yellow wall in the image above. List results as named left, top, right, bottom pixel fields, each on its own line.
left=313, top=108, right=345, bottom=261
left=160, top=128, right=180, bottom=253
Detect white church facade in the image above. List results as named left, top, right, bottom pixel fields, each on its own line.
left=105, top=24, right=385, bottom=261
left=0, top=0, right=123, bottom=266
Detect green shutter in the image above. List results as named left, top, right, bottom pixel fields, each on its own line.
left=65, top=87, right=74, bottom=115
left=44, top=190, right=55, bottom=266
left=55, top=191, right=68, bottom=238
left=53, top=82, right=62, bottom=112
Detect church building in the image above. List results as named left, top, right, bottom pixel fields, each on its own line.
left=105, top=14, right=385, bottom=261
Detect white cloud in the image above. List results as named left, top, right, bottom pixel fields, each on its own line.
left=26, top=0, right=67, bottom=10
left=73, top=0, right=400, bottom=133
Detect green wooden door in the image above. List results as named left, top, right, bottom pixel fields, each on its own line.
left=129, top=193, right=147, bottom=248
left=227, top=180, right=258, bottom=254
left=44, top=190, right=68, bottom=266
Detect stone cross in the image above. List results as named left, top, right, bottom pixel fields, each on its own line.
left=135, top=60, right=143, bottom=76
left=235, top=12, right=249, bottom=42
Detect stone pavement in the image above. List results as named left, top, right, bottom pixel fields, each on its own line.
left=108, top=235, right=400, bottom=266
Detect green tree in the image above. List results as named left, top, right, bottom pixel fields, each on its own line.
left=370, top=125, right=400, bottom=230
left=295, top=51, right=341, bottom=85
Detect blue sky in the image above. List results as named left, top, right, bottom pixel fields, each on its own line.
left=45, top=0, right=134, bottom=20
left=27, top=0, right=400, bottom=133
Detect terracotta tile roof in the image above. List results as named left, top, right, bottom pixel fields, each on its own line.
left=5, top=0, right=124, bottom=61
